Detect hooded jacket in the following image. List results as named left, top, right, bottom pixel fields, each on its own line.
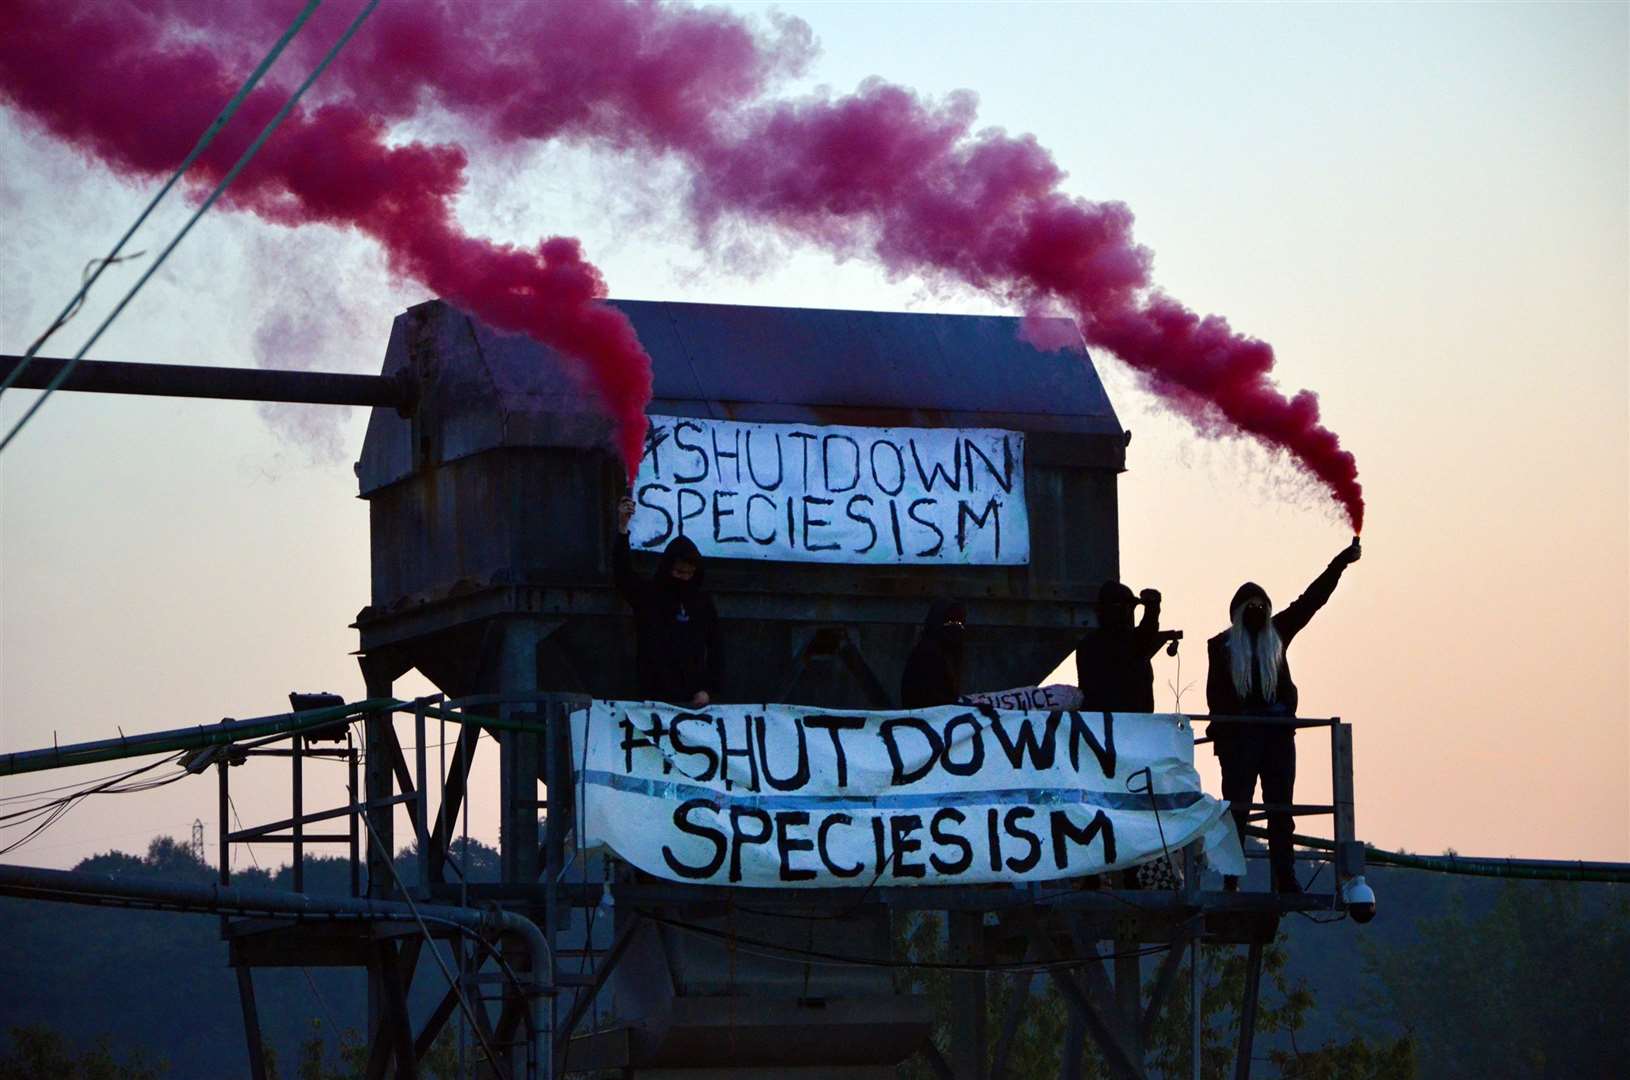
left=613, top=533, right=722, bottom=703
left=1205, top=558, right=1349, bottom=724
left=900, top=598, right=966, bottom=709
left=1075, top=581, right=1164, bottom=713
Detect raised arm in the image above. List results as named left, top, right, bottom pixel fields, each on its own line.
left=612, top=496, right=645, bottom=607
left=1133, top=588, right=1166, bottom=660
left=1276, top=539, right=1361, bottom=642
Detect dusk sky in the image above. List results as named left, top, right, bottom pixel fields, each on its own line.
left=2, top=2, right=1625, bottom=870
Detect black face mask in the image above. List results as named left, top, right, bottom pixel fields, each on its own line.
left=1242, top=605, right=1269, bottom=633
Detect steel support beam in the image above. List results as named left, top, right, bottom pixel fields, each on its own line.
left=1190, top=939, right=1202, bottom=1080
left=292, top=736, right=305, bottom=892
left=374, top=941, right=420, bottom=1080
left=1232, top=942, right=1265, bottom=1080
left=1114, top=940, right=1143, bottom=1066
left=361, top=662, right=400, bottom=1055
left=555, top=913, right=641, bottom=1074
left=1141, top=933, right=1191, bottom=1044
left=949, top=910, right=988, bottom=1080
left=426, top=724, right=482, bottom=884
left=1061, top=1012, right=1085, bottom=1080
left=918, top=1043, right=955, bottom=1080
left=989, top=948, right=1036, bottom=1080
left=498, top=624, right=546, bottom=885
left=414, top=979, right=463, bottom=1062
left=0, top=863, right=552, bottom=1072
left=236, top=965, right=269, bottom=1080
left=1020, top=913, right=1144, bottom=1080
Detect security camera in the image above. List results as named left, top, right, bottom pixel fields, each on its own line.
left=1340, top=875, right=1377, bottom=923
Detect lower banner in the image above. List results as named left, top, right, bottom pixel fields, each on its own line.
left=571, top=701, right=1244, bottom=888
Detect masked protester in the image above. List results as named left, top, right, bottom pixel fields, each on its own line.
left=1075, top=581, right=1179, bottom=713
left=614, top=496, right=722, bottom=708
left=1075, top=581, right=1181, bottom=889
left=901, top=599, right=967, bottom=709
left=1207, top=538, right=1363, bottom=893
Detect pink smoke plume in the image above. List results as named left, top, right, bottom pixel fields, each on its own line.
left=1, top=0, right=1360, bottom=528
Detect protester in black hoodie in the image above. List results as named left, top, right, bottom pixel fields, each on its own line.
left=614, top=496, right=722, bottom=707
left=1206, top=538, right=1362, bottom=892
left=901, top=599, right=967, bottom=709
left=1075, top=580, right=1180, bottom=713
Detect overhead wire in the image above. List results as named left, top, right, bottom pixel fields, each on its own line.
left=0, top=756, right=183, bottom=809
left=638, top=908, right=1173, bottom=974
left=0, top=0, right=384, bottom=453
left=0, top=755, right=187, bottom=856
left=0, top=0, right=323, bottom=390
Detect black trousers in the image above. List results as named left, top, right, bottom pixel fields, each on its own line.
left=1216, top=728, right=1297, bottom=885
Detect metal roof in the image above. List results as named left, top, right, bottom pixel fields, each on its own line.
left=615, top=299, right=1119, bottom=428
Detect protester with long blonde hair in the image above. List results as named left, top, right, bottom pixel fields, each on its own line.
left=1206, top=539, right=1362, bottom=892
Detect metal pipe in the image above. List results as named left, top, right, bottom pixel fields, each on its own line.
left=0, top=698, right=400, bottom=776
left=1261, top=829, right=1630, bottom=884
left=0, top=356, right=415, bottom=414
left=0, top=862, right=551, bottom=1065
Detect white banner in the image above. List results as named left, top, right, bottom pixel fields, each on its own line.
left=571, top=701, right=1243, bottom=888
left=629, top=416, right=1028, bottom=565
left=959, top=684, right=1084, bottom=712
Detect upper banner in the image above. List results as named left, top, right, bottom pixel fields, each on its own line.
left=629, top=416, right=1029, bottom=565
left=571, top=701, right=1244, bottom=888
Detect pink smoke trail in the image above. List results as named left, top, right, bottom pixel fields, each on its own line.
left=2, top=0, right=804, bottom=478
left=1, top=1, right=1360, bottom=527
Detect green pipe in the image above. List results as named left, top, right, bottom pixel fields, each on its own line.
left=1268, top=829, right=1630, bottom=884
left=419, top=702, right=551, bottom=735
left=1363, top=847, right=1630, bottom=884
left=0, top=698, right=402, bottom=777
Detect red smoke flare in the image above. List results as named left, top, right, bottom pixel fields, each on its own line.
left=677, top=83, right=1363, bottom=530
left=1, top=1, right=1360, bottom=528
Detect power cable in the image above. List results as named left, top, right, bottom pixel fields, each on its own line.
left=0, top=0, right=382, bottom=452
left=0, top=761, right=191, bottom=802
left=0, top=757, right=182, bottom=819
left=637, top=909, right=1172, bottom=974
left=0, top=756, right=187, bottom=855
left=0, top=0, right=323, bottom=389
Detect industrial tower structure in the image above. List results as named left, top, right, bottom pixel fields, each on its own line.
left=0, top=302, right=1370, bottom=1079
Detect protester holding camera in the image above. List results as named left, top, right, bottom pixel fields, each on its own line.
left=1074, top=580, right=1181, bottom=713
left=1074, top=579, right=1181, bottom=889
left=1206, top=538, right=1363, bottom=893
left=614, top=496, right=722, bottom=709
